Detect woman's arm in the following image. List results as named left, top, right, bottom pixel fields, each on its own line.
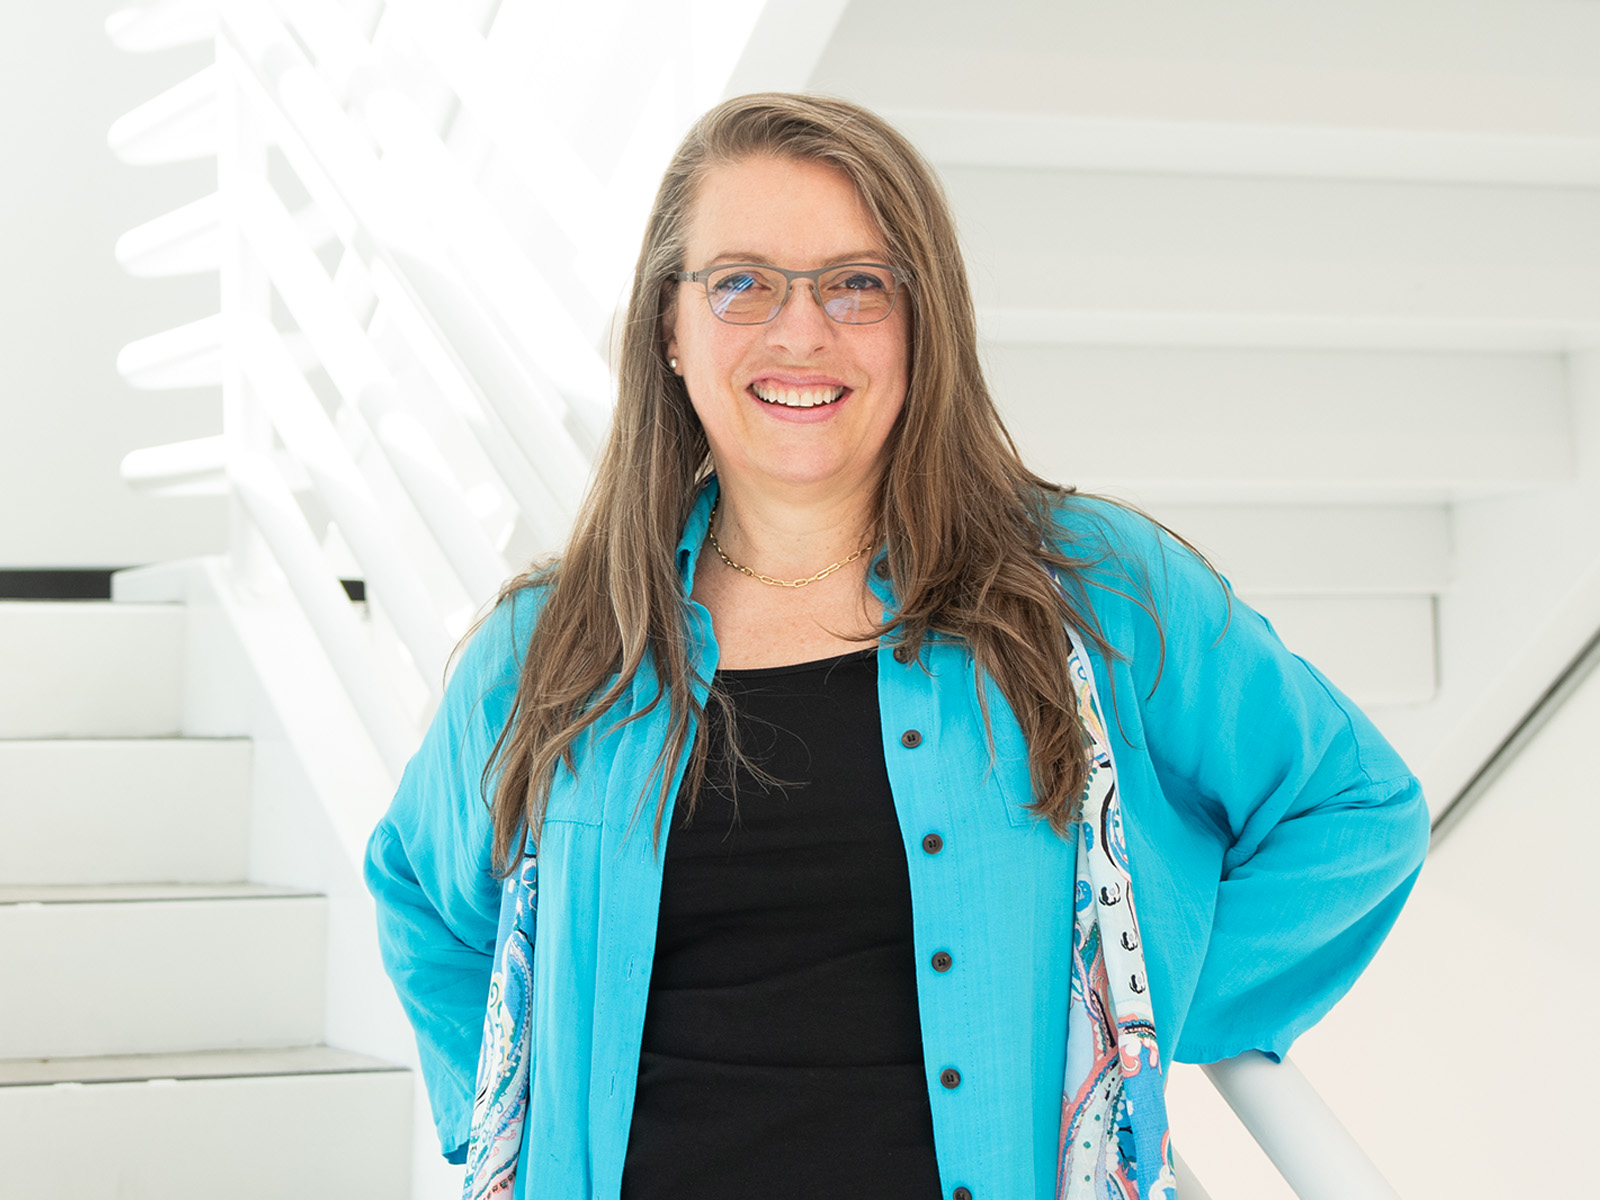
left=1071, top=500, right=1431, bottom=1063
left=363, top=589, right=535, bottom=1161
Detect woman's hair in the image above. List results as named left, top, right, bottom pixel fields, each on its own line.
left=480, top=93, right=1182, bottom=872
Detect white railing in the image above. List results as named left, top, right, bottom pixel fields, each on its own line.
left=106, top=2, right=1407, bottom=1195
left=1204, top=1052, right=1403, bottom=1200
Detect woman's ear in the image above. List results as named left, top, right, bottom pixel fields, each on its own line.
left=660, top=283, right=681, bottom=373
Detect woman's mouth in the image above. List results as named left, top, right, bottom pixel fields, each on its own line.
left=750, top=382, right=848, bottom=409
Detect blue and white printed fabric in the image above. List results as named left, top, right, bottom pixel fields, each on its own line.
left=462, top=854, right=536, bottom=1199
left=1056, top=627, right=1176, bottom=1200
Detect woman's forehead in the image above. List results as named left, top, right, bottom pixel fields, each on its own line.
left=684, top=156, right=890, bottom=265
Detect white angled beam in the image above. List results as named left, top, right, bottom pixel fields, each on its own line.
left=116, top=313, right=223, bottom=390
left=239, top=322, right=456, bottom=686
left=105, top=1, right=217, bottom=53
left=121, top=434, right=227, bottom=495
left=107, top=64, right=217, bottom=165
left=229, top=454, right=419, bottom=776
left=116, top=192, right=220, bottom=278
left=233, top=178, right=512, bottom=606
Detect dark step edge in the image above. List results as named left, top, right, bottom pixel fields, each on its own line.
left=0, top=570, right=365, bottom=603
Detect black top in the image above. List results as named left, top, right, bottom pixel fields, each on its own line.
left=620, top=647, right=942, bottom=1200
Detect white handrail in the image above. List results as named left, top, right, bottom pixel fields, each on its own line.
left=1203, top=1051, right=1403, bottom=1199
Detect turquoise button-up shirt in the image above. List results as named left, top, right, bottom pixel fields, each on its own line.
left=366, top=485, right=1429, bottom=1200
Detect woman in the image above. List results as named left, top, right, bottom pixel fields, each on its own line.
left=366, top=94, right=1429, bottom=1200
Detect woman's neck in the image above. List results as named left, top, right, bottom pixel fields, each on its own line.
left=710, top=479, right=878, bottom=583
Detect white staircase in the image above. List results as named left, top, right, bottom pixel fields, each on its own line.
left=0, top=601, right=411, bottom=1198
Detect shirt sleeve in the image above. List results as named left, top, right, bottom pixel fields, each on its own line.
left=363, top=589, right=535, bottom=1161
left=1079, top=502, right=1432, bottom=1063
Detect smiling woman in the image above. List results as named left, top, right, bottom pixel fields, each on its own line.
left=364, top=94, right=1429, bottom=1200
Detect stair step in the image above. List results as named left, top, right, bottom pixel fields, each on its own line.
left=989, top=344, right=1567, bottom=500
left=947, top=166, right=1600, bottom=346
left=1149, top=503, right=1450, bottom=596
left=0, top=1043, right=401, bottom=1087
left=0, top=738, right=251, bottom=885
left=0, top=602, right=184, bottom=737
left=815, top=0, right=1600, bottom=144
left=0, top=884, right=326, bottom=1058
left=0, top=1047, right=411, bottom=1199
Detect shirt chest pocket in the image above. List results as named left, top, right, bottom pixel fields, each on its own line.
left=986, top=707, right=1038, bottom=829
left=542, top=761, right=603, bottom=827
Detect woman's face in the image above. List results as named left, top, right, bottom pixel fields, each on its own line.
left=665, top=155, right=910, bottom=501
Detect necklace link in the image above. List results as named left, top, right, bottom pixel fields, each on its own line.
left=706, top=497, right=875, bottom=588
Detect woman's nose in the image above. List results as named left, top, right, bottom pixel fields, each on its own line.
left=765, top=280, right=833, bottom=349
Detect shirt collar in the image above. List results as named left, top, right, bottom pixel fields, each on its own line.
left=675, top=475, right=719, bottom=594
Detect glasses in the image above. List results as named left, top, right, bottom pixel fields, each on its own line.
left=672, top=262, right=908, bottom=325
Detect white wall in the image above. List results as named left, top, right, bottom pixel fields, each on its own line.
left=0, top=3, right=223, bottom=568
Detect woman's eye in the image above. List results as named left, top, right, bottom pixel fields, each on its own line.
left=833, top=271, right=887, bottom=292
left=711, top=272, right=767, bottom=295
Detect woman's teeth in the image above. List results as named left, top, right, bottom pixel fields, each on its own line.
left=751, top=383, right=846, bottom=409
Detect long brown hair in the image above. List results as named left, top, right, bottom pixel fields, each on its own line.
left=481, top=93, right=1204, bottom=873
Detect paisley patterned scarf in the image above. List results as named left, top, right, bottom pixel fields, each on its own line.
left=1055, top=626, right=1177, bottom=1199
left=461, top=853, right=535, bottom=1198
left=460, top=630, right=1175, bottom=1200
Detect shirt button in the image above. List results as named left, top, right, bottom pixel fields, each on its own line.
left=921, top=833, right=944, bottom=855
left=892, top=644, right=911, bottom=663
left=875, top=558, right=891, bottom=579
left=931, top=951, right=953, bottom=973
left=953, top=1190, right=973, bottom=1200
left=940, top=1067, right=962, bottom=1090
left=900, top=728, right=923, bottom=748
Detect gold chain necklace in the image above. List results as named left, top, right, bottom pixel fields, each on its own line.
left=706, top=497, right=875, bottom=588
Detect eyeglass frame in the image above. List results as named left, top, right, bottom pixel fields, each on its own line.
left=670, top=261, right=911, bottom=326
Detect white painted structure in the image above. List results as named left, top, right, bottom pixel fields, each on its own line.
left=3, top=1, right=1596, bottom=1196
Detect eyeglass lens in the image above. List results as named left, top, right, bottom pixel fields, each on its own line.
left=705, top=265, right=897, bottom=325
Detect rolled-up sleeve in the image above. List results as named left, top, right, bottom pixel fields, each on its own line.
left=363, top=589, right=536, bottom=1160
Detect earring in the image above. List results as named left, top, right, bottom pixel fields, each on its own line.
left=669, top=357, right=678, bottom=371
